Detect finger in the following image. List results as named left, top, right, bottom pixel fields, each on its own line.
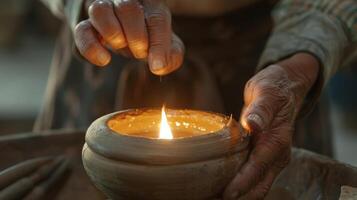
left=241, top=97, right=278, bottom=133
left=142, top=1, right=172, bottom=74
left=241, top=78, right=289, bottom=133
left=150, top=33, right=184, bottom=75
left=238, top=150, right=290, bottom=200
left=74, top=20, right=111, bottom=66
left=113, top=0, right=148, bottom=58
left=223, top=131, right=290, bottom=199
left=88, top=0, right=126, bottom=49
left=238, top=167, right=281, bottom=200
left=167, top=33, right=185, bottom=73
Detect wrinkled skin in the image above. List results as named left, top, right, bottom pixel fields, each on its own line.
left=224, top=53, right=320, bottom=199
left=74, top=1, right=320, bottom=199
left=75, top=0, right=184, bottom=75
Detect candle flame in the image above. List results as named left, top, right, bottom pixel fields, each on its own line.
left=159, top=106, right=173, bottom=139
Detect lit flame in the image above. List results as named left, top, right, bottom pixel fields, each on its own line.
left=159, top=106, right=173, bottom=139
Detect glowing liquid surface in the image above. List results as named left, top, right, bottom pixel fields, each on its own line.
left=107, top=109, right=227, bottom=139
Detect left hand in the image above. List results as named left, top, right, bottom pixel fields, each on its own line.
left=223, top=53, right=320, bottom=199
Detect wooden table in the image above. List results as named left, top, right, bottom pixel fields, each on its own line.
left=0, top=130, right=104, bottom=200
left=0, top=130, right=356, bottom=199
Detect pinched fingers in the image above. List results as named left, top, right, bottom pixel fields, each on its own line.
left=78, top=0, right=149, bottom=65
left=77, top=0, right=184, bottom=73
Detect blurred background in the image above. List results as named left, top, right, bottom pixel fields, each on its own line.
left=0, top=1, right=356, bottom=166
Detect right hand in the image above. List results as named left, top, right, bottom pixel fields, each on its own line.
left=74, top=0, right=185, bottom=75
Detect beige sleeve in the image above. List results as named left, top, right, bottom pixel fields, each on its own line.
left=258, top=0, right=357, bottom=116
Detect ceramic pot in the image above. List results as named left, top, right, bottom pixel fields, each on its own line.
left=82, top=109, right=249, bottom=200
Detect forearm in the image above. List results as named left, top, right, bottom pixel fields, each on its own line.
left=260, top=0, right=357, bottom=81
left=258, top=0, right=357, bottom=115
left=41, top=0, right=84, bottom=30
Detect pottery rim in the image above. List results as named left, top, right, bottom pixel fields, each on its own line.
left=85, top=108, right=250, bottom=165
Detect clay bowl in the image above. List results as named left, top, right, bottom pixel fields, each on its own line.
left=82, top=108, right=249, bottom=200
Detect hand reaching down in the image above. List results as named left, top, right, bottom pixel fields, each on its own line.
left=75, top=0, right=185, bottom=75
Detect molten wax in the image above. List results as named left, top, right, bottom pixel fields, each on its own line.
left=107, top=109, right=228, bottom=139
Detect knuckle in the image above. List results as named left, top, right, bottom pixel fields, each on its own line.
left=115, top=0, right=141, bottom=14
left=257, top=82, right=281, bottom=96
left=249, top=74, right=290, bottom=97
left=253, top=103, right=273, bottom=119
left=150, top=40, right=164, bottom=49
left=75, top=20, right=91, bottom=34
left=257, top=83, right=292, bottom=108
left=146, top=8, right=171, bottom=26
left=270, top=135, right=290, bottom=150
left=89, top=0, right=112, bottom=16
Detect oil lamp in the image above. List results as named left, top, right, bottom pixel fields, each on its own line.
left=82, top=107, right=249, bottom=200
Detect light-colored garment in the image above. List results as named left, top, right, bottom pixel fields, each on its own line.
left=37, top=0, right=336, bottom=154
left=339, top=186, right=357, bottom=200
left=41, top=0, right=357, bottom=111
left=36, top=0, right=346, bottom=155
left=258, top=0, right=357, bottom=115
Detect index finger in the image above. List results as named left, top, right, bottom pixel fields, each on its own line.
left=238, top=150, right=291, bottom=199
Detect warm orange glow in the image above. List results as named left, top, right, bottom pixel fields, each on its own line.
left=108, top=109, right=227, bottom=139
left=159, top=106, right=173, bottom=139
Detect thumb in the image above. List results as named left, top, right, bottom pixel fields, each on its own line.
left=241, top=100, right=274, bottom=134
left=241, top=82, right=287, bottom=133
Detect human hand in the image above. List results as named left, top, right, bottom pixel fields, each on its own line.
left=224, top=53, right=320, bottom=199
left=75, top=0, right=184, bottom=75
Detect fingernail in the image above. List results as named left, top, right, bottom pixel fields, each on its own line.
left=151, top=59, right=165, bottom=71
left=247, top=113, right=264, bottom=132
left=97, top=52, right=110, bottom=66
